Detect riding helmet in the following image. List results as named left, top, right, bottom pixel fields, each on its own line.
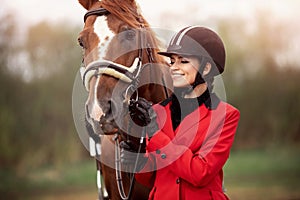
left=158, top=26, right=226, bottom=76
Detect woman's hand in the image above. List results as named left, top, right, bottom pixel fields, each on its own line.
left=129, top=97, right=159, bottom=138
left=120, top=140, right=148, bottom=172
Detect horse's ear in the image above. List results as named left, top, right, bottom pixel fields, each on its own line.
left=78, top=0, right=98, bottom=10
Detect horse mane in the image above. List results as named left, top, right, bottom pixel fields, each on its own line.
left=101, top=0, right=142, bottom=28
left=101, top=0, right=165, bottom=64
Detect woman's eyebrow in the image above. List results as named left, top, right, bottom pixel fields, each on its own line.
left=181, top=57, right=190, bottom=60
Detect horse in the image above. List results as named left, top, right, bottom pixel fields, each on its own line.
left=77, top=0, right=172, bottom=199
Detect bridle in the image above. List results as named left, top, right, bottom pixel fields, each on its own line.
left=81, top=58, right=142, bottom=91
left=80, top=8, right=146, bottom=93
left=84, top=8, right=110, bottom=22
left=81, top=7, right=153, bottom=200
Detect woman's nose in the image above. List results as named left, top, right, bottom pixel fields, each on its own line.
left=170, top=61, right=180, bottom=71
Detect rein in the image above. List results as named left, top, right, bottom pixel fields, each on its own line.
left=82, top=7, right=152, bottom=200
left=114, top=127, right=146, bottom=200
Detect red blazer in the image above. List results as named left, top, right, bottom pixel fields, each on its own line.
left=135, top=97, right=240, bottom=200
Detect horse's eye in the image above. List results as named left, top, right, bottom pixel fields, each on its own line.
left=126, top=30, right=136, bottom=41
left=78, top=37, right=85, bottom=48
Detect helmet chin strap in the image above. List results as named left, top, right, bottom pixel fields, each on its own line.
left=192, top=72, right=206, bottom=88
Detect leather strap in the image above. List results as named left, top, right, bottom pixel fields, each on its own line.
left=84, top=8, right=110, bottom=22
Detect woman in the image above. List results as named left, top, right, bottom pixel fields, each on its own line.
left=122, top=26, right=240, bottom=200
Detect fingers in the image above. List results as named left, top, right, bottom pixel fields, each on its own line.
left=136, top=98, right=152, bottom=110
left=129, top=98, right=152, bottom=112
left=131, top=110, right=150, bottom=125
left=129, top=98, right=152, bottom=127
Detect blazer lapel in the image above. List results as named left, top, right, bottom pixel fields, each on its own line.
left=157, top=102, right=210, bottom=143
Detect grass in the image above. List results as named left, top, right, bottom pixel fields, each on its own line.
left=224, top=148, right=300, bottom=199
left=1, top=148, right=300, bottom=199
left=0, top=160, right=97, bottom=199
left=27, top=160, right=96, bottom=189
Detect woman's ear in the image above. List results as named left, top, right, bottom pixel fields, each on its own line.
left=202, top=62, right=212, bottom=76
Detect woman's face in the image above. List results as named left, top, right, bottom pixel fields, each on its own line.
left=169, top=54, right=200, bottom=88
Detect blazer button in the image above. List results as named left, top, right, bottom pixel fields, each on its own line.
left=156, top=149, right=161, bottom=154
left=161, top=153, right=167, bottom=159
left=176, top=178, right=180, bottom=184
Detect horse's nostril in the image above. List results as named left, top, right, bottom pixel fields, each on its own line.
left=107, top=100, right=113, bottom=115
left=99, top=114, right=107, bottom=124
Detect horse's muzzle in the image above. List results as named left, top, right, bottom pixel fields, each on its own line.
left=85, top=102, right=118, bottom=135
left=99, top=115, right=119, bottom=135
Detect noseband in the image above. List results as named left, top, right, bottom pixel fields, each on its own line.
left=80, top=57, right=142, bottom=91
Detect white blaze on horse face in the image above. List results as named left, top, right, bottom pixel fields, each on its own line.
left=90, top=76, right=104, bottom=122
left=94, top=16, right=115, bottom=60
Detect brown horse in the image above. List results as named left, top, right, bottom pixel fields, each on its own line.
left=77, top=0, right=172, bottom=199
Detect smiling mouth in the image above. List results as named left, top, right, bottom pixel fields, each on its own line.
left=172, top=73, right=184, bottom=78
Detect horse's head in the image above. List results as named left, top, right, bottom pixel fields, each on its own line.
left=78, top=0, right=172, bottom=136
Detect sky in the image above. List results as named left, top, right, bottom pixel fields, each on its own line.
left=2, top=0, right=300, bottom=28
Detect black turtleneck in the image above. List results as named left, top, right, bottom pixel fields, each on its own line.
left=169, top=88, right=220, bottom=131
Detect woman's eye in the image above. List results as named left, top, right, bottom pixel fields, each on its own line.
left=170, top=61, right=175, bottom=65
left=181, top=60, right=189, bottom=64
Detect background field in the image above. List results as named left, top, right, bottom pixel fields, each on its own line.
left=2, top=149, right=298, bottom=199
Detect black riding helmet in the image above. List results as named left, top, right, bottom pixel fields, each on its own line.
left=158, top=26, right=226, bottom=87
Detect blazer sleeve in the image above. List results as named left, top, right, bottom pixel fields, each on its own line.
left=147, top=103, right=240, bottom=187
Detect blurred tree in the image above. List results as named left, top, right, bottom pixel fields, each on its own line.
left=17, top=21, right=86, bottom=170
left=25, top=22, right=80, bottom=79
left=217, top=10, right=300, bottom=149
left=0, top=13, right=21, bottom=169
left=0, top=14, right=87, bottom=175
left=0, top=13, right=16, bottom=70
